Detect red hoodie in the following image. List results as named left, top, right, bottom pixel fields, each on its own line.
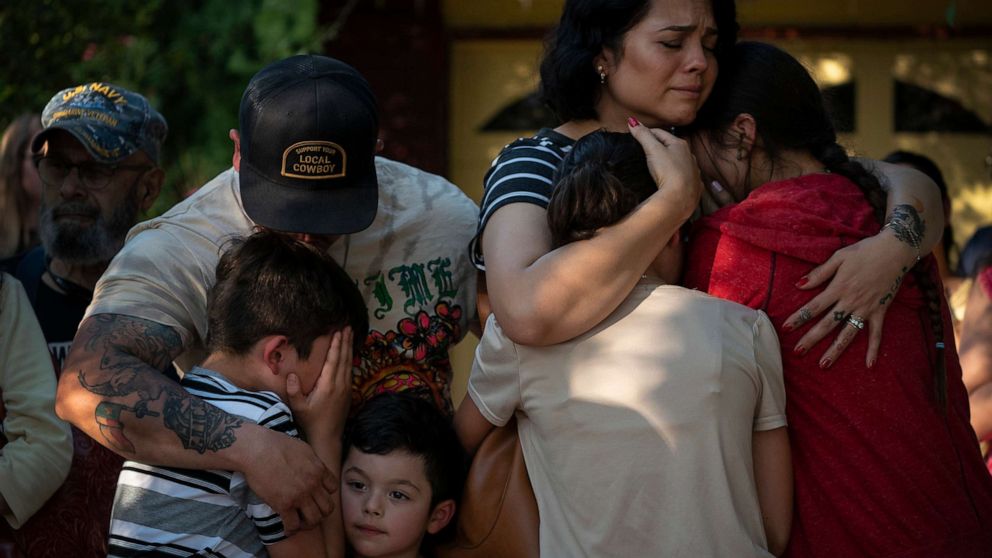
left=685, top=172, right=992, bottom=558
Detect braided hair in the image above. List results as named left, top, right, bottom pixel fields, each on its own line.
left=693, top=41, right=947, bottom=406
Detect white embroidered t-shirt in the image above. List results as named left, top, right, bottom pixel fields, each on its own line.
left=87, top=158, right=478, bottom=413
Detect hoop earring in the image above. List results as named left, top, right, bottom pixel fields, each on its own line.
left=597, top=65, right=607, bottom=84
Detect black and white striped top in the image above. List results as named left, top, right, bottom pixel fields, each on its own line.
left=469, top=128, right=575, bottom=271
left=108, top=368, right=298, bottom=558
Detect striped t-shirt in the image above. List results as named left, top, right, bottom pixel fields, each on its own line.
left=108, top=368, right=298, bottom=558
left=469, top=128, right=575, bottom=270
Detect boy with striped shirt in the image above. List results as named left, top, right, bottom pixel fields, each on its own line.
left=107, top=231, right=368, bottom=558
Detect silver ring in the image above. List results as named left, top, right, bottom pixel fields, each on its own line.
left=798, top=307, right=812, bottom=323
left=846, top=314, right=865, bottom=330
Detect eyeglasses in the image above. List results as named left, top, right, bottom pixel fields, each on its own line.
left=35, top=157, right=150, bottom=191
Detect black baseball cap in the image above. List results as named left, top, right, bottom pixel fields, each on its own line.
left=238, top=54, right=379, bottom=235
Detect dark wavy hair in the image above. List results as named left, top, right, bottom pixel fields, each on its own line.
left=539, top=0, right=738, bottom=124
left=343, top=391, right=466, bottom=509
left=206, top=230, right=369, bottom=358
left=547, top=131, right=656, bottom=248
left=692, top=41, right=949, bottom=407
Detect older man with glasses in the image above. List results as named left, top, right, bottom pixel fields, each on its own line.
left=0, top=82, right=168, bottom=557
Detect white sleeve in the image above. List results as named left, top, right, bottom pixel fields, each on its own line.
left=752, top=311, right=788, bottom=432
left=0, top=276, right=73, bottom=527
left=466, top=316, right=522, bottom=427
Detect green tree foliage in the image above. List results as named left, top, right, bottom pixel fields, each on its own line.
left=0, top=0, right=322, bottom=215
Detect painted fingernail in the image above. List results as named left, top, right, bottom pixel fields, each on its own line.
left=867, top=358, right=876, bottom=368
left=793, top=344, right=806, bottom=355
left=796, top=276, right=809, bottom=288
left=627, top=117, right=639, bottom=127
left=710, top=180, right=724, bottom=193
left=819, top=357, right=832, bottom=369
left=783, top=322, right=795, bottom=332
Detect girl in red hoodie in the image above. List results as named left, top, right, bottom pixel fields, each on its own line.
left=684, top=41, right=992, bottom=558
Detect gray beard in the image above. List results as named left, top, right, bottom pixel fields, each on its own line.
left=39, top=191, right=140, bottom=266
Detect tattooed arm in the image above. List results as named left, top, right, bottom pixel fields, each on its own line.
left=783, top=161, right=944, bottom=367
left=56, top=313, right=337, bottom=532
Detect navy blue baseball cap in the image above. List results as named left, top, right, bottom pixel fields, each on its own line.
left=238, top=54, right=379, bottom=235
left=32, top=82, right=168, bottom=164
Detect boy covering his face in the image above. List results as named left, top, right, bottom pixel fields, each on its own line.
left=108, top=230, right=368, bottom=557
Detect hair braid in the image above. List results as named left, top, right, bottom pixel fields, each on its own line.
left=812, top=140, right=947, bottom=408
left=696, top=41, right=948, bottom=408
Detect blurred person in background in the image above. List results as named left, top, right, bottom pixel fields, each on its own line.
left=958, top=226, right=992, bottom=280
left=0, top=82, right=168, bottom=558
left=949, top=225, right=992, bottom=345
left=0, top=114, right=43, bottom=259
left=958, top=247, right=992, bottom=474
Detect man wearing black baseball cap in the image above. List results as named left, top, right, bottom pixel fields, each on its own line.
left=57, top=55, right=478, bottom=535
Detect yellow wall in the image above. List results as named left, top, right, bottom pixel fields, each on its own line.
left=449, top=40, right=545, bottom=204
left=446, top=40, right=546, bottom=406
left=786, top=39, right=992, bottom=250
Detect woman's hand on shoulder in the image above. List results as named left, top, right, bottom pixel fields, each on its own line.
left=782, top=229, right=917, bottom=368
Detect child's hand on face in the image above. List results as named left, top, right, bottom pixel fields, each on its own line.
left=286, top=327, right=354, bottom=442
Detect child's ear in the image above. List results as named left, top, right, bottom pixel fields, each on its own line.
left=261, top=335, right=292, bottom=375
left=425, top=499, right=456, bottom=535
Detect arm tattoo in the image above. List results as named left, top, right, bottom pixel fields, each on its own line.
left=879, top=266, right=909, bottom=306
left=76, top=314, right=243, bottom=455
left=884, top=204, right=925, bottom=250
left=163, top=396, right=242, bottom=453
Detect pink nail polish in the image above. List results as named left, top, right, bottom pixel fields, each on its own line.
left=627, top=117, right=639, bottom=127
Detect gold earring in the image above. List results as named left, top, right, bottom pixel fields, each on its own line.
left=597, top=65, right=607, bottom=84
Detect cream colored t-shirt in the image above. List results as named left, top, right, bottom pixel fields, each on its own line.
left=87, top=158, right=478, bottom=413
left=0, top=274, right=73, bottom=528
left=468, top=280, right=786, bottom=557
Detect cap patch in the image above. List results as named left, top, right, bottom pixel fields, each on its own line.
left=281, top=141, right=346, bottom=180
